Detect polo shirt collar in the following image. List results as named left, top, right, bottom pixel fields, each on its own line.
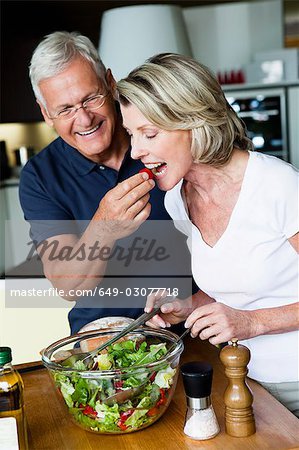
left=63, top=140, right=131, bottom=176
left=63, top=142, right=96, bottom=175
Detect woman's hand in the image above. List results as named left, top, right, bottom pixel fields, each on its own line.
left=144, top=292, right=194, bottom=329
left=185, top=302, right=259, bottom=345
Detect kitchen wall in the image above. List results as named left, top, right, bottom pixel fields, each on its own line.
left=0, top=280, right=72, bottom=364
left=0, top=122, right=57, bottom=166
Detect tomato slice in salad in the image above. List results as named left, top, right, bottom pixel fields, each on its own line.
left=156, top=388, right=167, bottom=407
left=117, top=420, right=128, bottom=431
left=82, top=405, right=97, bottom=418
left=147, top=407, right=160, bottom=417
left=120, top=410, right=133, bottom=421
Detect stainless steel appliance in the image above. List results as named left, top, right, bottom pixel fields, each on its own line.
left=224, top=88, right=288, bottom=161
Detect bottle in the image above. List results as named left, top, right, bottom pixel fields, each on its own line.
left=236, top=69, right=245, bottom=84
left=180, top=361, right=220, bottom=440
left=0, top=347, right=28, bottom=450
left=220, top=338, right=256, bottom=437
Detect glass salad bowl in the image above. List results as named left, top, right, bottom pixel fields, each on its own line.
left=42, top=327, right=184, bottom=434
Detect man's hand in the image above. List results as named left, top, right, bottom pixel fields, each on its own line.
left=92, top=172, right=155, bottom=241
left=185, top=302, right=259, bottom=345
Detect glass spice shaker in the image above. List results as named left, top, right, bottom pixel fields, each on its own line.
left=180, top=361, right=220, bottom=440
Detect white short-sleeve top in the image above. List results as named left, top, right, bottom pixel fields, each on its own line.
left=165, top=151, right=299, bottom=383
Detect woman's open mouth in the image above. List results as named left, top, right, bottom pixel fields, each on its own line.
left=144, top=162, right=167, bottom=177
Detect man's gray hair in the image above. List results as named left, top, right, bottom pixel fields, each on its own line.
left=29, top=31, right=107, bottom=106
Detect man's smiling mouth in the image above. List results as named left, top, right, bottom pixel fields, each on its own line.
left=77, top=123, right=102, bottom=136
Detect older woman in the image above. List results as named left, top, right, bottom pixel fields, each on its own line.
left=117, top=53, right=299, bottom=416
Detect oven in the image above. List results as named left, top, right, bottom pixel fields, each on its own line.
left=224, top=87, right=288, bottom=161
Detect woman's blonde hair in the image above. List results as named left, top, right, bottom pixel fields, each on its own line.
left=117, top=53, right=253, bottom=166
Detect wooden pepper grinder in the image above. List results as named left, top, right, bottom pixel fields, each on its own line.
left=220, top=338, right=256, bottom=437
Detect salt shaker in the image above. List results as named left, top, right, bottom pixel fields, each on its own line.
left=180, top=361, right=220, bottom=440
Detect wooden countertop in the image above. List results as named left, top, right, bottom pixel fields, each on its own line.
left=21, top=337, right=299, bottom=450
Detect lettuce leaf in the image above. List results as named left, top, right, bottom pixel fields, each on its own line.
left=134, top=343, right=167, bottom=365
left=70, top=407, right=119, bottom=432
left=124, top=396, right=151, bottom=428
left=96, top=353, right=113, bottom=370
left=155, top=367, right=176, bottom=389
left=59, top=378, right=75, bottom=407
left=95, top=402, right=120, bottom=429
left=107, top=340, right=167, bottom=368
left=73, top=360, right=87, bottom=371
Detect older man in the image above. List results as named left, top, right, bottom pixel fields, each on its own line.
left=19, top=31, right=191, bottom=334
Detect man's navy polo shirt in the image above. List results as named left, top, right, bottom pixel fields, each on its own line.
left=19, top=137, right=176, bottom=333
left=20, top=137, right=169, bottom=224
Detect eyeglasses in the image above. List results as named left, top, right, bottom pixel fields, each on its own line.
left=48, top=93, right=109, bottom=121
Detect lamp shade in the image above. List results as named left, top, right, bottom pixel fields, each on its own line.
left=99, top=4, right=192, bottom=80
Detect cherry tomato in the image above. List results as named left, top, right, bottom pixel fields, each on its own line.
left=156, top=389, right=167, bottom=406
left=139, top=168, right=154, bottom=180
left=120, top=410, right=133, bottom=421
left=117, top=420, right=128, bottom=431
left=83, top=405, right=97, bottom=418
left=156, top=398, right=167, bottom=407
left=160, top=388, right=166, bottom=399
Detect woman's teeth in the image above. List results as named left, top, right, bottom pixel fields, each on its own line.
left=144, top=163, right=162, bottom=169
left=145, top=162, right=167, bottom=176
left=154, top=165, right=167, bottom=176
left=77, top=124, right=100, bottom=136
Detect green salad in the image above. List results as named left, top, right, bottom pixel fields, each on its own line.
left=53, top=339, right=177, bottom=433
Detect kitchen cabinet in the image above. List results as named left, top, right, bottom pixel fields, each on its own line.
left=0, top=180, right=31, bottom=273
left=182, top=0, right=283, bottom=75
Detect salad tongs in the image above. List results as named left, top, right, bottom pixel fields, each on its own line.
left=60, top=303, right=169, bottom=369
